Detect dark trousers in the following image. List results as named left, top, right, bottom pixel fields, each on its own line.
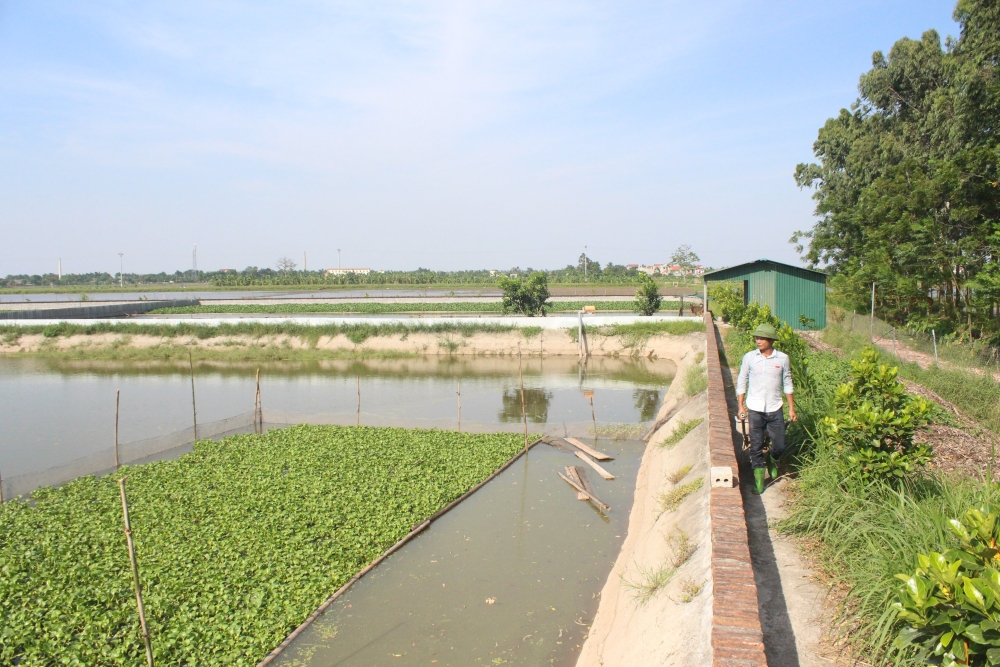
left=748, top=409, right=786, bottom=469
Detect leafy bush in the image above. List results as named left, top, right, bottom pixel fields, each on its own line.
left=894, top=507, right=1000, bottom=666
left=634, top=274, right=662, bottom=316
left=497, top=272, right=551, bottom=316
left=820, top=347, right=934, bottom=481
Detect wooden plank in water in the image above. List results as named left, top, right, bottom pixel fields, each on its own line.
left=565, top=466, right=588, bottom=500
left=558, top=472, right=610, bottom=512
left=571, top=465, right=597, bottom=497
left=564, top=437, right=613, bottom=461
left=574, top=451, right=615, bottom=480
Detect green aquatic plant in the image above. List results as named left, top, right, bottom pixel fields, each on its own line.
left=0, top=425, right=524, bottom=666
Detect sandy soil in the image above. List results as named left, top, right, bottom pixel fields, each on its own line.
left=0, top=329, right=703, bottom=359
left=576, top=334, right=712, bottom=666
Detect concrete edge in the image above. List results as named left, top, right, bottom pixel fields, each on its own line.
left=705, top=310, right=769, bottom=666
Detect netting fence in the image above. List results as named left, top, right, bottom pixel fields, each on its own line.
left=836, top=308, right=1000, bottom=375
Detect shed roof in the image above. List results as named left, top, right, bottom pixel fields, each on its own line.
left=702, top=258, right=826, bottom=280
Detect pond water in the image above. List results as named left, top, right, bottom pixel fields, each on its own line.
left=0, top=355, right=674, bottom=665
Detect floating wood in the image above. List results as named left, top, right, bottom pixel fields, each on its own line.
left=541, top=436, right=576, bottom=453
left=574, top=451, right=615, bottom=480
left=559, top=472, right=609, bottom=512
left=564, top=437, right=613, bottom=461
left=571, top=465, right=597, bottom=497
left=565, top=466, right=587, bottom=500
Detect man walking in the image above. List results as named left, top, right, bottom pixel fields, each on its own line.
left=736, top=323, right=796, bottom=494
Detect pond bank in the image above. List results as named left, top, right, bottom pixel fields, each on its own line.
left=0, top=324, right=704, bottom=361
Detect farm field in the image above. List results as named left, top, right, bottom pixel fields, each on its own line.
left=148, top=300, right=684, bottom=315
left=0, top=425, right=526, bottom=666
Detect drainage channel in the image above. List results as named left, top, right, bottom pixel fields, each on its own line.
left=270, top=437, right=643, bottom=667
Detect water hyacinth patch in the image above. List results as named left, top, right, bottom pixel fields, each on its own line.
left=0, top=425, right=525, bottom=666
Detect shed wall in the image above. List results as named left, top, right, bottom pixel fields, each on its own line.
left=705, top=262, right=826, bottom=330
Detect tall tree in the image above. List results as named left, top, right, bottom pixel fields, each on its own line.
left=669, top=245, right=700, bottom=277
left=794, top=0, right=1000, bottom=337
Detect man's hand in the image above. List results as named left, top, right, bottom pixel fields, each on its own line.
left=737, top=400, right=746, bottom=421
left=788, top=406, right=797, bottom=422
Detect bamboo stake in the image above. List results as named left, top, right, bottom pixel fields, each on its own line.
left=188, top=350, right=198, bottom=442
left=933, top=330, right=939, bottom=365
left=457, top=380, right=461, bottom=433
left=255, top=369, right=261, bottom=434
left=518, top=343, right=528, bottom=451
left=115, top=389, right=121, bottom=468
left=356, top=375, right=361, bottom=426
left=118, top=478, right=155, bottom=667
left=589, top=395, right=597, bottom=435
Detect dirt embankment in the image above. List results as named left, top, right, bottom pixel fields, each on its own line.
left=0, top=329, right=702, bottom=360
left=577, top=334, right=713, bottom=666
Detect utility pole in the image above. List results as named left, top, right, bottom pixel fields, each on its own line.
left=192, top=244, right=198, bottom=281
left=118, top=253, right=124, bottom=289
left=337, top=248, right=342, bottom=269
left=303, top=251, right=307, bottom=272
left=58, top=259, right=62, bottom=281
left=584, top=245, right=588, bottom=280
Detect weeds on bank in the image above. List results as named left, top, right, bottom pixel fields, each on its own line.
left=660, top=418, right=703, bottom=448
left=683, top=364, right=707, bottom=395
left=667, top=464, right=693, bottom=484
left=658, top=478, right=704, bottom=513
left=674, top=578, right=706, bottom=603
left=623, top=528, right=698, bottom=605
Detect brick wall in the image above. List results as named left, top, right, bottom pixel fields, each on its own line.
left=705, top=310, right=768, bottom=666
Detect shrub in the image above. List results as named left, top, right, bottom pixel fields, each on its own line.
left=820, top=347, right=934, bottom=482
left=894, top=507, right=1000, bottom=666
left=634, top=274, right=662, bottom=316
left=497, top=272, right=551, bottom=317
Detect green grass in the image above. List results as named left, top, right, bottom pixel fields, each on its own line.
left=779, top=444, right=997, bottom=663
left=622, top=561, right=677, bottom=605
left=590, top=423, right=649, bottom=440
left=667, top=464, right=693, bottom=484
left=660, top=418, right=704, bottom=448
left=149, top=300, right=684, bottom=315
left=657, top=477, right=704, bottom=512
left=683, top=364, right=708, bottom=395
left=0, top=425, right=525, bottom=667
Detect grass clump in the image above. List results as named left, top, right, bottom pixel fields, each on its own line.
left=622, top=562, right=676, bottom=605
left=667, top=529, right=696, bottom=568
left=149, top=301, right=683, bottom=316
left=660, top=418, right=704, bottom=448
left=0, top=425, right=525, bottom=667
left=658, top=478, right=704, bottom=512
left=674, top=578, right=706, bottom=603
left=683, top=364, right=708, bottom=395
left=667, top=464, right=693, bottom=484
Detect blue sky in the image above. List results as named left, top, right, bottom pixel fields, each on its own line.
left=0, top=1, right=960, bottom=275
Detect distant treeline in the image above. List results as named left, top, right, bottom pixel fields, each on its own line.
left=3, top=255, right=704, bottom=289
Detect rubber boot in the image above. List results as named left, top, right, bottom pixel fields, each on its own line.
left=766, top=454, right=779, bottom=480
left=752, top=468, right=765, bottom=495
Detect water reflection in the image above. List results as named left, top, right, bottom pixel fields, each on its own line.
left=633, top=389, right=661, bottom=421
left=497, top=388, right=554, bottom=423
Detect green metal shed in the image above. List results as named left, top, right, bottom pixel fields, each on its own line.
left=703, top=259, right=827, bottom=330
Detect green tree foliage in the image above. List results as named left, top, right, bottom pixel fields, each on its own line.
left=497, top=272, right=551, bottom=316
left=820, top=347, right=934, bottom=481
left=894, top=507, right=1000, bottom=667
left=669, top=245, right=700, bottom=277
left=794, top=1, right=1000, bottom=339
left=634, top=273, right=662, bottom=315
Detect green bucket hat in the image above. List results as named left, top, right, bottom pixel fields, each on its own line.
left=751, top=323, right=778, bottom=340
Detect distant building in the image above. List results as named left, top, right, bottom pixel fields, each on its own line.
left=324, top=268, right=371, bottom=276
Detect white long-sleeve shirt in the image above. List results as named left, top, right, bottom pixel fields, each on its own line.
left=736, top=348, right=793, bottom=413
